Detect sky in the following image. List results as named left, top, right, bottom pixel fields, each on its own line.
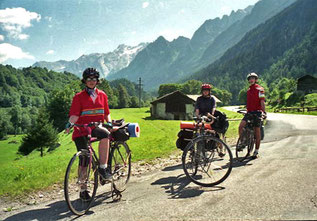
left=0, top=0, right=259, bottom=68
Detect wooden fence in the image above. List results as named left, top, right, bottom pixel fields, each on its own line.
left=274, top=106, right=317, bottom=113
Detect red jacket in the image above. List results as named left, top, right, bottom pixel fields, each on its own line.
left=247, top=84, right=265, bottom=112
left=69, top=88, right=110, bottom=140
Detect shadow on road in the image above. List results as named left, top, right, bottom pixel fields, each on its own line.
left=151, top=172, right=225, bottom=199
left=3, top=190, right=115, bottom=221
left=162, top=163, right=182, bottom=172
left=3, top=200, right=74, bottom=221
left=232, top=158, right=254, bottom=168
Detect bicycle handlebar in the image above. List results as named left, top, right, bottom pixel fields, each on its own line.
left=237, top=110, right=266, bottom=120
left=193, top=115, right=217, bottom=123
left=237, top=110, right=247, bottom=115
left=73, top=122, right=112, bottom=129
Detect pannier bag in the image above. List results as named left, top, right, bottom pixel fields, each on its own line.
left=176, top=129, right=194, bottom=151
left=113, top=128, right=130, bottom=141
left=212, top=110, right=229, bottom=134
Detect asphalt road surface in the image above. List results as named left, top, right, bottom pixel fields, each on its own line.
left=1, top=111, right=317, bottom=221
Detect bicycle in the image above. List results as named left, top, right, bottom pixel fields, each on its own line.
left=64, top=120, right=131, bottom=215
left=235, top=110, right=265, bottom=162
left=181, top=116, right=233, bottom=187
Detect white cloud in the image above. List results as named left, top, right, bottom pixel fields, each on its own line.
left=0, top=7, right=41, bottom=40
left=45, top=16, right=52, bottom=22
left=46, top=50, right=55, bottom=55
left=0, top=43, right=35, bottom=63
left=17, top=34, right=29, bottom=40
left=0, top=35, right=4, bottom=41
left=142, top=2, right=149, bottom=9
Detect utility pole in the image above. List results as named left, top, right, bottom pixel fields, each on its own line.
left=138, top=77, right=143, bottom=108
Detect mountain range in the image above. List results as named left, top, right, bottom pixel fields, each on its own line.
left=108, top=0, right=295, bottom=89
left=33, top=0, right=301, bottom=92
left=33, top=43, right=147, bottom=78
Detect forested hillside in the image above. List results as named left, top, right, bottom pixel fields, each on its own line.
left=191, top=0, right=317, bottom=103
left=0, top=65, right=152, bottom=139
left=0, top=65, right=78, bottom=108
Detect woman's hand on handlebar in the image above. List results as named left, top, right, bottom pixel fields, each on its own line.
left=64, top=122, right=74, bottom=134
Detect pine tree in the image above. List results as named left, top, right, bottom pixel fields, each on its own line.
left=118, top=84, right=131, bottom=108
left=19, top=108, right=58, bottom=157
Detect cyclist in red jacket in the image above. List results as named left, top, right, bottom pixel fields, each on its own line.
left=238, top=73, right=266, bottom=158
left=66, top=68, right=112, bottom=200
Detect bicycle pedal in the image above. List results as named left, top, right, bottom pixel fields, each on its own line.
left=99, top=177, right=111, bottom=185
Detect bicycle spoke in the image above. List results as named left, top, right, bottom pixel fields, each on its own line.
left=64, top=151, right=98, bottom=216
left=182, top=135, right=233, bottom=187
left=110, top=142, right=131, bottom=192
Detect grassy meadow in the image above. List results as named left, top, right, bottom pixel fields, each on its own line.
left=0, top=107, right=240, bottom=197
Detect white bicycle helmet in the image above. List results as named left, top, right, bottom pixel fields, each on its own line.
left=247, top=72, right=258, bottom=80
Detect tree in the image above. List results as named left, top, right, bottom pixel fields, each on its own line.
left=98, top=80, right=118, bottom=108
left=212, top=88, right=232, bottom=106
left=0, top=116, right=12, bottom=140
left=181, top=80, right=202, bottom=94
left=47, top=86, right=77, bottom=131
left=10, top=105, right=22, bottom=136
left=158, top=83, right=183, bottom=97
left=238, top=83, right=249, bottom=104
left=117, top=84, right=131, bottom=108
left=130, top=96, right=139, bottom=108
left=19, top=108, right=58, bottom=157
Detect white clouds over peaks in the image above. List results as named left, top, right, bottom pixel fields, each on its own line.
left=0, top=43, right=35, bottom=63
left=0, top=7, right=41, bottom=40
left=142, top=2, right=149, bottom=9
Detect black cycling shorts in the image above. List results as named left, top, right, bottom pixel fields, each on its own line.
left=74, top=127, right=109, bottom=151
left=242, top=111, right=262, bottom=128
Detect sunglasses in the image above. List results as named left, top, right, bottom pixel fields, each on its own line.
left=86, top=77, right=98, bottom=82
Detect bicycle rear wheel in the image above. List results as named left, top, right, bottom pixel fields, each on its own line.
left=182, top=135, right=233, bottom=187
left=236, top=129, right=251, bottom=162
left=64, top=150, right=98, bottom=215
left=109, top=142, right=131, bottom=192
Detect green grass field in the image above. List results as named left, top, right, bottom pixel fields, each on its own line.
left=0, top=107, right=240, bottom=197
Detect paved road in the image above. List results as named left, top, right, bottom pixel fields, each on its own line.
left=1, top=111, right=317, bottom=221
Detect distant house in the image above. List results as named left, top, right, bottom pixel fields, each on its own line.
left=297, top=75, right=317, bottom=94
left=150, top=90, right=221, bottom=120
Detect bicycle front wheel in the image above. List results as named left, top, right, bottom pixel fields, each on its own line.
left=109, top=142, right=131, bottom=192
left=64, top=150, right=98, bottom=215
left=182, top=135, right=233, bottom=187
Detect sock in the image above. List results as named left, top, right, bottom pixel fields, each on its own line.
left=100, top=164, right=107, bottom=169
left=254, top=149, right=258, bottom=154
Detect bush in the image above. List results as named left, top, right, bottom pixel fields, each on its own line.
left=304, top=93, right=317, bottom=106
left=285, top=91, right=305, bottom=106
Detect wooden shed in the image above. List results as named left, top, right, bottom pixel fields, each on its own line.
left=297, top=75, right=317, bottom=94
left=150, top=91, right=221, bottom=120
